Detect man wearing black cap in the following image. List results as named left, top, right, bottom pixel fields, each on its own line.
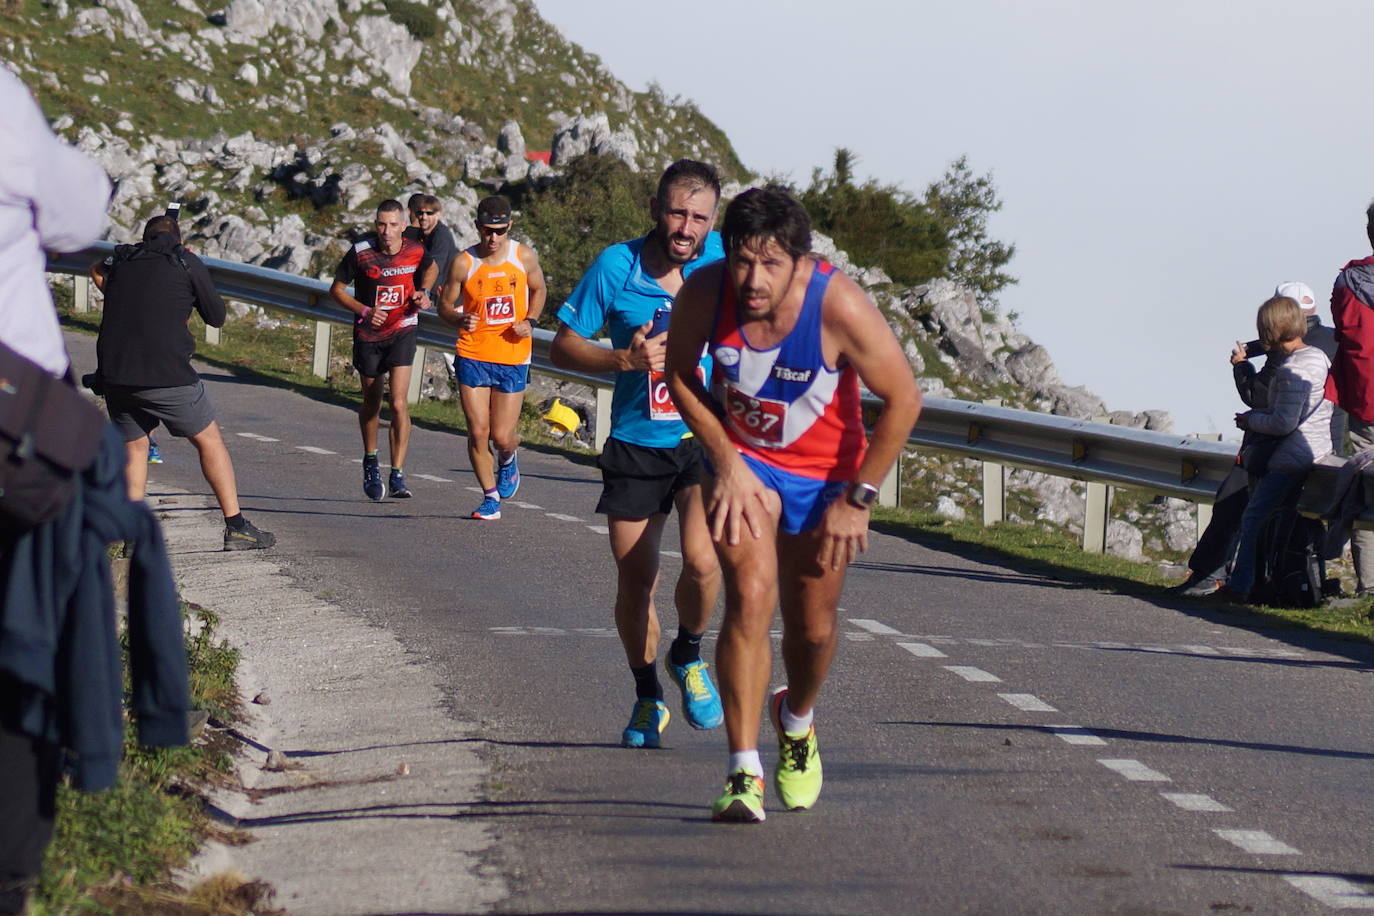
left=91, top=214, right=275, bottom=549
left=437, top=196, right=546, bottom=519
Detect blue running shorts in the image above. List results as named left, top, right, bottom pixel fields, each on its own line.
left=725, top=452, right=846, bottom=535
left=458, top=357, right=529, bottom=393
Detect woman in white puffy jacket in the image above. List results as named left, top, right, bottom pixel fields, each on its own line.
left=1227, top=295, right=1333, bottom=598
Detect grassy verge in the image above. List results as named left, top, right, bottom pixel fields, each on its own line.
left=54, top=284, right=1374, bottom=652
left=32, top=600, right=281, bottom=915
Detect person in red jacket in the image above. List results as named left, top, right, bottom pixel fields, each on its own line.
left=1324, top=201, right=1374, bottom=594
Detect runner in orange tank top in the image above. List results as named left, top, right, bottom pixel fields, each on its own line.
left=438, top=196, right=546, bottom=520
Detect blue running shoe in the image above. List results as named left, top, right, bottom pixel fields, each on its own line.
left=621, top=698, right=670, bottom=748
left=362, top=455, right=385, bottom=501
left=471, top=495, right=501, bottom=520
left=666, top=659, right=723, bottom=730
left=496, top=452, right=520, bottom=499
left=388, top=468, right=412, bottom=498
left=147, top=442, right=164, bottom=464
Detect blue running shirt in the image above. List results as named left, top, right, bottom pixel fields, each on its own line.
left=557, top=232, right=723, bottom=448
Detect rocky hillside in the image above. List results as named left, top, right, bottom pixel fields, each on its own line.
left=5, top=0, right=1190, bottom=564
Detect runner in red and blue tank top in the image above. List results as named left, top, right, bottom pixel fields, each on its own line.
left=664, top=186, right=923, bottom=824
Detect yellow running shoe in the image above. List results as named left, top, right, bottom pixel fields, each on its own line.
left=711, top=770, right=766, bottom=823
left=769, top=687, right=822, bottom=810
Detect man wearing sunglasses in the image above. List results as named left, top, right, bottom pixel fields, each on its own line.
left=438, top=196, right=546, bottom=520
left=406, top=194, right=459, bottom=386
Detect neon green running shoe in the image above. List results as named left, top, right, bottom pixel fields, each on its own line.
left=710, top=770, right=766, bottom=823
left=769, top=687, right=822, bottom=810
left=621, top=698, right=670, bottom=748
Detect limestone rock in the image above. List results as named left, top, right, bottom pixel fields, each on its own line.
left=354, top=15, right=422, bottom=96
left=550, top=113, right=639, bottom=171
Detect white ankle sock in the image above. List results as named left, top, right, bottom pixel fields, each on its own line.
left=728, top=749, right=763, bottom=777
left=780, top=694, right=813, bottom=736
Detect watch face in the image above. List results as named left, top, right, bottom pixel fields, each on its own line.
left=848, top=483, right=878, bottom=508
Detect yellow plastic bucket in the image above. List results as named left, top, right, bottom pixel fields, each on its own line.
left=543, top=398, right=581, bottom=434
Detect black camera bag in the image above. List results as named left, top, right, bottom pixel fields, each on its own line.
left=0, top=341, right=106, bottom=537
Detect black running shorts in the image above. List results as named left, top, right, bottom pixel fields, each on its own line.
left=595, top=436, right=704, bottom=519
left=353, top=328, right=418, bottom=379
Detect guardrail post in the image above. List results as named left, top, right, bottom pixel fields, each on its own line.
left=878, top=456, right=900, bottom=508
left=72, top=274, right=90, bottom=313
left=407, top=346, right=425, bottom=404
left=312, top=321, right=331, bottom=379
left=981, top=399, right=1005, bottom=526
left=1083, top=414, right=1112, bottom=552
left=594, top=386, right=612, bottom=451
left=1192, top=433, right=1222, bottom=543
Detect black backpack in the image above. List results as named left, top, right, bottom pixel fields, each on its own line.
left=1250, top=505, right=1327, bottom=608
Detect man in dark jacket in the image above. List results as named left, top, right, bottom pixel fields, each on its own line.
left=91, top=215, right=274, bottom=550
left=1325, top=203, right=1374, bottom=594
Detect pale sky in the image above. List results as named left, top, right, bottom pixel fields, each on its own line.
left=533, top=0, right=1373, bottom=439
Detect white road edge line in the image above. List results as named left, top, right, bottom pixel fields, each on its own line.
left=1097, top=758, right=1170, bottom=782
left=236, top=432, right=279, bottom=442
left=587, top=525, right=609, bottom=535
left=295, top=446, right=337, bottom=455
left=1282, top=875, right=1374, bottom=908
left=413, top=474, right=451, bottom=483
left=1160, top=792, right=1231, bottom=812
left=1214, top=829, right=1299, bottom=855
left=897, top=642, right=947, bottom=658
left=1045, top=724, right=1104, bottom=744
left=545, top=513, right=581, bottom=522
left=848, top=618, right=903, bottom=635
left=998, top=693, right=1057, bottom=712
left=944, top=666, right=1000, bottom=683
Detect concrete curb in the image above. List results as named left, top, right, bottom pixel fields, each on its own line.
left=149, top=487, right=503, bottom=915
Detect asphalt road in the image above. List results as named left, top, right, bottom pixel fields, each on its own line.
left=66, top=331, right=1374, bottom=914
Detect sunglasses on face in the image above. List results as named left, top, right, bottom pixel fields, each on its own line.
left=481, top=225, right=510, bottom=235
left=417, top=210, right=438, bottom=216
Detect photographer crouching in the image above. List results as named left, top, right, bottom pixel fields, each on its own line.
left=89, top=212, right=275, bottom=550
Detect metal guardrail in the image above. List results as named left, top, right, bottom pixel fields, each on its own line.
left=52, top=242, right=1316, bottom=552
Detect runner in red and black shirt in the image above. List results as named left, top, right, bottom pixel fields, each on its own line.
left=330, top=199, right=436, bottom=501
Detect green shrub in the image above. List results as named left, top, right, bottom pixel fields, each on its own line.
left=383, top=0, right=438, bottom=40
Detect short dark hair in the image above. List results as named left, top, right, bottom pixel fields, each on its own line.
left=142, top=215, right=180, bottom=242
left=1366, top=198, right=1374, bottom=233
left=656, top=159, right=720, bottom=208
left=376, top=199, right=405, bottom=217
left=408, top=193, right=439, bottom=214
left=721, top=185, right=811, bottom=260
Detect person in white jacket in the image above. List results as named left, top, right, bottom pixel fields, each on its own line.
left=1227, top=295, right=1333, bottom=599
left=0, top=67, right=110, bottom=915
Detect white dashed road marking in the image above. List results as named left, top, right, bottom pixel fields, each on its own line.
left=1045, top=724, right=1106, bottom=745
left=661, top=549, right=681, bottom=558
left=1214, top=830, right=1300, bottom=855
left=849, top=618, right=904, bottom=636
left=1097, top=759, right=1170, bottom=782
left=1282, top=875, right=1374, bottom=908
left=587, top=525, right=609, bottom=535
left=897, top=642, right=947, bottom=658
left=413, top=474, right=451, bottom=483
left=295, top=446, right=337, bottom=455
left=998, top=693, right=1056, bottom=712
left=945, top=666, right=1001, bottom=683
left=1161, top=793, right=1231, bottom=812
left=509, top=501, right=543, bottom=510
left=236, top=432, right=279, bottom=441
left=545, top=513, right=581, bottom=522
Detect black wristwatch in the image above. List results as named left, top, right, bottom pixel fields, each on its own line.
left=846, top=481, right=880, bottom=510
